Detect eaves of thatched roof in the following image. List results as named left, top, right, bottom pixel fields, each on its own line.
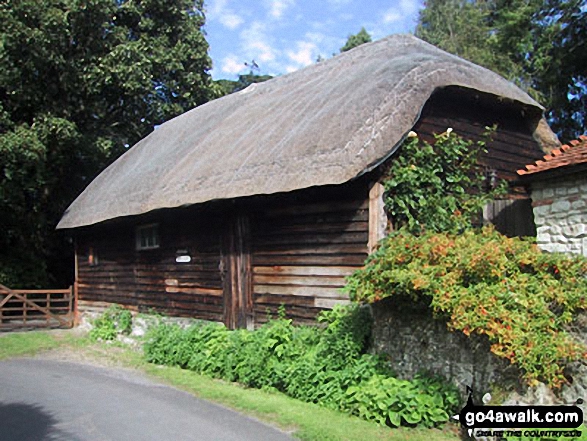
left=58, top=34, right=549, bottom=230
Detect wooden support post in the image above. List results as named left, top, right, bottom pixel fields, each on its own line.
left=368, top=182, right=388, bottom=254
left=46, top=292, right=50, bottom=326
left=222, top=214, right=253, bottom=330
left=23, top=294, right=27, bottom=325
left=72, top=241, right=80, bottom=327
left=69, top=285, right=75, bottom=327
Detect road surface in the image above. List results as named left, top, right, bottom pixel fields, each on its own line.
left=0, top=358, right=293, bottom=441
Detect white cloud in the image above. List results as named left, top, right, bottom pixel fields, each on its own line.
left=383, top=10, right=402, bottom=24
left=326, top=0, right=352, bottom=6
left=207, top=0, right=245, bottom=30
left=304, top=32, right=327, bottom=44
left=221, top=55, right=246, bottom=74
left=252, top=41, right=278, bottom=62
left=266, top=0, right=295, bottom=19
left=383, top=0, right=421, bottom=24
left=287, top=41, right=318, bottom=67
left=240, top=22, right=279, bottom=63
left=400, top=0, right=420, bottom=15
left=207, top=0, right=227, bottom=16
left=219, top=12, right=244, bottom=29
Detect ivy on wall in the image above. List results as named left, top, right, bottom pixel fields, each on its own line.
left=383, top=129, right=505, bottom=234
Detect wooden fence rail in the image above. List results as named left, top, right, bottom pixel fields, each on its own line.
left=0, top=284, right=74, bottom=331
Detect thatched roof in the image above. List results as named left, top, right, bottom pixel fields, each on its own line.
left=58, top=34, right=548, bottom=229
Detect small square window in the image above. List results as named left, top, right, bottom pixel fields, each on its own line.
left=136, top=224, right=160, bottom=250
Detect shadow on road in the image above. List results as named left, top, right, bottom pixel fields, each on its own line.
left=0, top=402, right=62, bottom=441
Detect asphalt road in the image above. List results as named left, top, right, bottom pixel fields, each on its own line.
left=0, top=358, right=293, bottom=441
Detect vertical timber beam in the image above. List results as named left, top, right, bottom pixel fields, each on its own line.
left=235, top=215, right=253, bottom=329
left=222, top=214, right=253, bottom=329
left=73, top=240, right=80, bottom=326
left=368, top=182, right=387, bottom=254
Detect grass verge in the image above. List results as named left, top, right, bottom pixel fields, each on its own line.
left=143, top=363, right=461, bottom=441
left=0, top=330, right=461, bottom=441
left=0, top=330, right=70, bottom=359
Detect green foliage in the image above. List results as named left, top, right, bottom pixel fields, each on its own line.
left=416, top=0, right=586, bottom=140
left=416, top=1, right=524, bottom=91
left=214, top=74, right=274, bottom=96
left=89, top=305, right=133, bottom=341
left=384, top=130, right=504, bottom=234
left=0, top=0, right=214, bottom=287
left=143, top=305, right=459, bottom=428
left=340, top=27, right=372, bottom=52
left=344, top=374, right=459, bottom=428
left=345, top=227, right=587, bottom=388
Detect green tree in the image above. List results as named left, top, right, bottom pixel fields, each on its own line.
left=214, top=73, right=273, bottom=96
left=416, top=0, right=586, bottom=140
left=213, top=60, right=273, bottom=97
left=0, top=0, right=214, bottom=287
left=340, top=27, right=372, bottom=52
left=416, top=0, right=525, bottom=85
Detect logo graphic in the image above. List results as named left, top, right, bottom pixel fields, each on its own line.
left=453, top=387, right=583, bottom=439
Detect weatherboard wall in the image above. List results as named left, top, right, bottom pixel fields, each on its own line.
left=413, top=88, right=545, bottom=185
left=74, top=181, right=372, bottom=326
left=76, top=207, right=226, bottom=322
left=249, top=184, right=371, bottom=324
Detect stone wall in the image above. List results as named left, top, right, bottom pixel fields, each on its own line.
left=371, top=297, right=587, bottom=418
left=370, top=297, right=521, bottom=398
left=531, top=174, right=587, bottom=256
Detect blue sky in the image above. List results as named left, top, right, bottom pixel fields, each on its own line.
left=204, top=0, right=424, bottom=80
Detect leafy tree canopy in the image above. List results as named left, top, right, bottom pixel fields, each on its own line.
left=416, top=0, right=587, bottom=140
left=340, top=27, right=372, bottom=52
left=0, top=0, right=214, bottom=287
left=214, top=74, right=273, bottom=96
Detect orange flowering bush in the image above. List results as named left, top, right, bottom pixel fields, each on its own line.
left=345, top=227, right=587, bottom=388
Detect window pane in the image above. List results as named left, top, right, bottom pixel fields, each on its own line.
left=137, top=225, right=159, bottom=250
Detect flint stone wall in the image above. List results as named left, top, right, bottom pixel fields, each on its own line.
left=371, top=297, right=587, bottom=417
left=531, top=174, right=587, bottom=256
left=370, top=297, right=520, bottom=398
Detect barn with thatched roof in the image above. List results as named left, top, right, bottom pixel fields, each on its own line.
left=58, top=34, right=557, bottom=328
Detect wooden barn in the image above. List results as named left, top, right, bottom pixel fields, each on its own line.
left=57, top=35, right=558, bottom=328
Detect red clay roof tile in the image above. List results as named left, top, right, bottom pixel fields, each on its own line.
left=517, top=135, right=587, bottom=176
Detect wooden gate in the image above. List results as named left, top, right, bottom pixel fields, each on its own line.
left=0, top=284, right=74, bottom=331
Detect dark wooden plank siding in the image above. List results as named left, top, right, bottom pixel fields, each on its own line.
left=251, top=190, right=369, bottom=324
left=412, top=87, right=545, bottom=186
left=410, top=87, right=541, bottom=236
left=76, top=207, right=224, bottom=321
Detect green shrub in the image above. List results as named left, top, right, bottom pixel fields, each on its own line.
left=89, top=305, right=133, bottom=341
left=344, top=374, right=459, bottom=428
left=142, top=305, right=459, bottom=429
left=345, top=227, right=587, bottom=388
left=383, top=129, right=505, bottom=234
